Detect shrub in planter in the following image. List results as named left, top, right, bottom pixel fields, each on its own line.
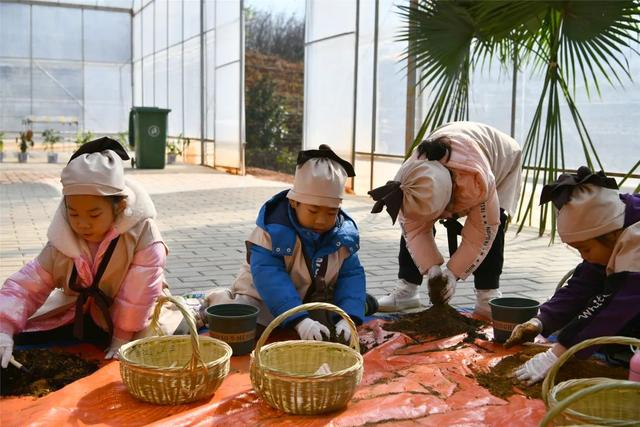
left=166, top=141, right=182, bottom=164
left=17, top=130, right=34, bottom=163
left=0, top=132, right=4, bottom=163
left=42, top=129, right=62, bottom=164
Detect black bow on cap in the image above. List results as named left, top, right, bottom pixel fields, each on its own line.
left=296, top=144, right=356, bottom=177
left=539, top=166, right=618, bottom=209
left=368, top=181, right=403, bottom=224
left=68, top=137, right=130, bottom=164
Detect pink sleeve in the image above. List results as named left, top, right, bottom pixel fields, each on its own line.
left=400, top=215, right=444, bottom=275
left=0, top=259, right=55, bottom=336
left=110, top=242, right=167, bottom=334
left=447, top=189, right=501, bottom=279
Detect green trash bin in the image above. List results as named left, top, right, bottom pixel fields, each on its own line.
left=128, top=106, right=171, bottom=169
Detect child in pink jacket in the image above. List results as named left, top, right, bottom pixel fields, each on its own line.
left=369, top=121, right=522, bottom=318
left=0, top=137, right=170, bottom=366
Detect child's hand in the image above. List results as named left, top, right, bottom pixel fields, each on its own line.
left=104, top=336, right=130, bottom=360
left=440, top=268, right=457, bottom=303
left=513, top=348, right=557, bottom=385
left=0, top=333, right=13, bottom=368
left=335, top=319, right=352, bottom=342
left=504, top=318, right=542, bottom=348
left=295, top=318, right=330, bottom=341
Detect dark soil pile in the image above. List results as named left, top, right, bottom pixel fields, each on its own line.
left=384, top=305, right=485, bottom=340
left=1, top=349, right=99, bottom=397
left=427, top=275, right=448, bottom=306
left=475, top=345, right=629, bottom=400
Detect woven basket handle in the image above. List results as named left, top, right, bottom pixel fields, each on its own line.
left=254, top=302, right=360, bottom=366
left=541, top=336, right=640, bottom=403
left=539, top=380, right=640, bottom=427
left=150, top=295, right=204, bottom=370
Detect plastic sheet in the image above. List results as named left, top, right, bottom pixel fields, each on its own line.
left=0, top=320, right=546, bottom=426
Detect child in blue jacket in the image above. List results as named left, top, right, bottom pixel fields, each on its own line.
left=205, top=145, right=376, bottom=341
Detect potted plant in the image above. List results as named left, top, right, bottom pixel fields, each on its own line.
left=42, top=129, right=62, bottom=163
left=17, top=130, right=33, bottom=163
left=75, top=130, right=93, bottom=147
left=0, top=132, right=4, bottom=163
left=166, top=140, right=182, bottom=164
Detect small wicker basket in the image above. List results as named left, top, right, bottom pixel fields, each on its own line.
left=541, top=336, right=640, bottom=426
left=250, top=302, right=364, bottom=415
left=119, top=295, right=232, bottom=405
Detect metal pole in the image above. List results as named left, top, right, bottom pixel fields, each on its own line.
left=510, top=46, right=518, bottom=138
left=405, top=0, right=417, bottom=152
left=81, top=9, right=85, bottom=130
left=239, top=0, right=245, bottom=175
left=369, top=0, right=379, bottom=191
left=350, top=0, right=360, bottom=191
left=200, top=0, right=205, bottom=165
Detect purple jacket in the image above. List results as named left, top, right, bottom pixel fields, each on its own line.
left=537, top=194, right=640, bottom=358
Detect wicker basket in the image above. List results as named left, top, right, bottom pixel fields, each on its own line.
left=541, top=336, right=640, bottom=426
left=119, top=296, right=233, bottom=405
left=250, top=302, right=364, bottom=415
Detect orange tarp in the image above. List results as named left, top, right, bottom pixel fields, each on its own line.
left=0, top=321, right=546, bottom=426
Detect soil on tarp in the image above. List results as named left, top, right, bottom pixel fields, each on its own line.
left=1, top=349, right=99, bottom=397
left=383, top=304, right=486, bottom=341
left=475, top=345, right=629, bottom=400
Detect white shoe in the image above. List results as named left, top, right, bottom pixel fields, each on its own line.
left=377, top=280, right=422, bottom=312
left=474, top=289, right=502, bottom=319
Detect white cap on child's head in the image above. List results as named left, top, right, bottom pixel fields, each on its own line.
left=61, top=149, right=127, bottom=197
left=557, top=184, right=625, bottom=243
left=395, top=155, right=452, bottom=222
left=287, top=157, right=347, bottom=208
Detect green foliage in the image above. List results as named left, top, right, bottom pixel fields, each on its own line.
left=245, top=8, right=304, bottom=62
left=18, top=130, right=34, bottom=153
left=75, top=130, right=93, bottom=146
left=42, top=129, right=62, bottom=152
left=400, top=0, right=640, bottom=237
left=0, top=132, right=4, bottom=151
left=167, top=141, right=182, bottom=155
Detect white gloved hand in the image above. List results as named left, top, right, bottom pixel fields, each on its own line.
left=104, top=336, right=130, bottom=360
left=0, top=333, right=14, bottom=368
left=335, top=319, right=352, bottom=342
left=440, top=268, right=458, bottom=303
left=295, top=318, right=330, bottom=341
left=514, top=348, right=558, bottom=385
left=426, top=264, right=443, bottom=281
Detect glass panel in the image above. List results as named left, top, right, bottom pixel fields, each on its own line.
left=0, top=59, right=31, bottom=131
left=307, top=0, right=355, bottom=43
left=354, top=0, right=375, bottom=153
left=84, top=10, right=131, bottom=63
left=133, top=0, right=142, bottom=13
left=84, top=64, right=130, bottom=132
left=32, top=61, right=82, bottom=102
left=32, top=6, right=82, bottom=60
left=205, top=31, right=215, bottom=139
left=167, top=44, right=183, bottom=135
left=154, top=49, right=168, bottom=108
left=375, top=0, right=407, bottom=156
left=142, top=2, right=154, bottom=57
left=97, top=0, right=133, bottom=8
left=468, top=60, right=513, bottom=137
left=304, top=35, right=355, bottom=162
left=168, top=0, right=183, bottom=47
left=216, top=1, right=239, bottom=65
left=0, top=3, right=30, bottom=58
left=142, top=56, right=154, bottom=105
left=183, top=37, right=200, bottom=137
left=133, top=11, right=142, bottom=60
left=133, top=60, right=142, bottom=105
left=155, top=0, right=168, bottom=52
left=215, top=62, right=240, bottom=168
left=183, top=0, right=201, bottom=41
left=204, top=0, right=215, bottom=31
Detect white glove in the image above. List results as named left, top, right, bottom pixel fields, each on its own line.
left=514, top=348, right=558, bottom=385
left=426, top=265, right=443, bottom=281
left=335, top=319, right=352, bottom=342
left=0, top=333, right=14, bottom=368
left=104, top=336, right=130, bottom=360
left=295, top=318, right=330, bottom=341
left=440, top=268, right=457, bottom=303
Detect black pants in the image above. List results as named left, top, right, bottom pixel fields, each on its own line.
left=398, top=209, right=508, bottom=290
left=13, top=315, right=110, bottom=347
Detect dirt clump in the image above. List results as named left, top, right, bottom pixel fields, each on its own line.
left=1, top=349, right=99, bottom=397
left=384, top=305, right=485, bottom=340
left=427, top=275, right=448, bottom=306
left=475, top=345, right=629, bottom=400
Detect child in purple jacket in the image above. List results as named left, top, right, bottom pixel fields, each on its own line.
left=505, top=167, right=640, bottom=384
